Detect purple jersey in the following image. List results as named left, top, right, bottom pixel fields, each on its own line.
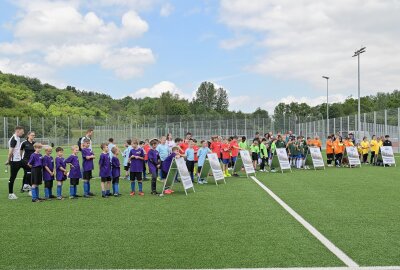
left=129, top=148, right=145, bottom=172
left=81, top=148, right=94, bottom=172
left=162, top=152, right=176, bottom=172
left=56, top=157, right=67, bottom=181
left=99, top=153, right=111, bottom=178
left=65, top=155, right=82, bottom=179
left=28, top=152, right=43, bottom=168
left=111, top=156, right=120, bottom=178
left=147, top=149, right=159, bottom=173
left=43, top=155, right=54, bottom=181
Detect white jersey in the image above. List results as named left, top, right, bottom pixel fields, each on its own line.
left=8, top=134, right=22, bottom=162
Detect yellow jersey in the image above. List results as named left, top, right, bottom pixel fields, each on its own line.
left=370, top=139, right=379, bottom=153
left=360, top=141, right=370, bottom=155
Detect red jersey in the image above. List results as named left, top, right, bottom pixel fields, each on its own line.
left=210, top=141, right=221, bottom=158
left=179, top=142, right=188, bottom=155
left=193, top=145, right=199, bottom=161
left=221, top=143, right=231, bottom=160
left=230, top=140, right=239, bottom=157
left=143, top=145, right=150, bottom=161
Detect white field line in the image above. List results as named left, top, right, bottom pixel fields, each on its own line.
left=64, top=267, right=400, bottom=270
left=250, top=176, right=359, bottom=268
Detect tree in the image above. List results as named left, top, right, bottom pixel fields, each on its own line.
left=215, top=87, right=229, bottom=112
left=252, top=107, right=269, bottom=119
left=193, top=81, right=217, bottom=110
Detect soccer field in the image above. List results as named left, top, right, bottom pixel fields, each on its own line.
left=0, top=148, right=399, bottom=269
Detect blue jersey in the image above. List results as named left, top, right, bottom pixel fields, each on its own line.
left=197, top=147, right=210, bottom=167
left=123, top=146, right=132, bottom=166
left=185, top=148, right=195, bottom=161
left=156, top=144, right=169, bottom=161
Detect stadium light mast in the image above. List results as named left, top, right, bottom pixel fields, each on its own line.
left=352, top=46, right=366, bottom=135
left=322, top=76, right=329, bottom=136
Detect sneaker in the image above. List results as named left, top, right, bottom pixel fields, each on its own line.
left=32, top=199, right=42, bottom=203
left=226, top=173, right=232, bottom=177
left=164, top=189, right=173, bottom=195
left=28, top=191, right=32, bottom=197
left=50, top=195, right=56, bottom=199
left=203, top=179, right=208, bottom=184
left=57, top=196, right=64, bottom=200
left=102, top=195, right=109, bottom=198
left=83, top=195, right=91, bottom=198
left=138, top=192, right=144, bottom=196
left=88, top=192, right=95, bottom=196
left=8, top=193, right=18, bottom=200
left=22, top=184, right=31, bottom=191
left=271, top=169, right=277, bottom=173
left=130, top=192, right=135, bottom=196
left=233, top=173, right=240, bottom=177
left=69, top=196, right=78, bottom=199
left=198, top=180, right=203, bottom=184
left=151, top=191, right=160, bottom=195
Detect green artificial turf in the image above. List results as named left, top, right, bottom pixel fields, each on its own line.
left=0, top=147, right=399, bottom=268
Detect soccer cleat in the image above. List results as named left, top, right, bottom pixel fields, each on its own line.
left=83, top=195, right=91, bottom=198
left=151, top=191, right=160, bottom=195
left=203, top=179, right=208, bottom=184
left=139, top=192, right=144, bottom=196
left=69, top=196, right=78, bottom=199
left=8, top=193, right=18, bottom=200
left=102, top=195, right=109, bottom=198
left=130, top=192, right=135, bottom=196
left=164, top=189, right=173, bottom=195
left=23, top=184, right=32, bottom=191
left=198, top=180, right=203, bottom=184
left=31, top=199, right=42, bottom=203
left=226, top=173, right=232, bottom=177
left=50, top=195, right=56, bottom=199
left=113, top=193, right=120, bottom=197
left=57, top=196, right=64, bottom=200
left=88, top=192, right=95, bottom=196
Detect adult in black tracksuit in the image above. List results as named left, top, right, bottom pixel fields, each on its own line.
left=20, top=131, right=36, bottom=192
left=6, top=126, right=25, bottom=200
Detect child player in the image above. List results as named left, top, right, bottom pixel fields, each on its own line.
left=197, top=140, right=211, bottom=184
left=99, top=143, right=112, bottom=198
left=55, top=147, right=67, bottom=200
left=161, top=146, right=180, bottom=194
left=111, top=146, right=121, bottom=197
left=129, top=139, right=145, bottom=196
left=221, top=138, right=231, bottom=177
left=122, top=139, right=132, bottom=180
left=82, top=138, right=95, bottom=197
left=185, top=139, right=195, bottom=182
left=210, top=136, right=222, bottom=161
left=148, top=139, right=160, bottom=195
left=42, top=146, right=55, bottom=200
left=230, top=136, right=240, bottom=176
left=28, top=143, right=43, bottom=203
left=65, top=145, right=82, bottom=199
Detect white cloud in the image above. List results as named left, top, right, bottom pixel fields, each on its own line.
left=160, top=3, right=174, bottom=17
left=219, top=36, right=251, bottom=50
left=219, top=0, right=400, bottom=96
left=229, top=94, right=347, bottom=113
left=129, top=81, right=192, bottom=99
left=0, top=0, right=155, bottom=80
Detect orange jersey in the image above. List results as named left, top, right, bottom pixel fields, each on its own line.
left=230, top=140, right=239, bottom=157
left=221, top=143, right=231, bottom=160
left=179, top=142, right=188, bottom=155
left=326, top=140, right=334, bottom=154
left=344, top=140, right=353, bottom=147
left=313, top=139, right=322, bottom=148
left=210, top=141, right=222, bottom=158
left=143, top=145, right=150, bottom=161
left=334, top=140, right=344, bottom=154
left=193, top=145, right=199, bottom=161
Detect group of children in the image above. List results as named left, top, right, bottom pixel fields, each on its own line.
left=326, top=134, right=392, bottom=167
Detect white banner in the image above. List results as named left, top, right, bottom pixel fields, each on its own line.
left=207, top=153, right=225, bottom=181
left=276, top=148, right=291, bottom=170
left=239, top=150, right=256, bottom=175
left=175, top=157, right=194, bottom=190
left=380, top=146, right=396, bottom=165
left=346, top=146, right=361, bottom=166
left=309, top=147, right=325, bottom=168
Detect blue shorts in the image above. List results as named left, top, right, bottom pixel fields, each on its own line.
left=222, top=159, right=230, bottom=164
left=231, top=156, right=237, bottom=163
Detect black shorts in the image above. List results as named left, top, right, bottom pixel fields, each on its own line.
left=31, top=167, right=43, bottom=186
left=252, top=152, right=259, bottom=161
left=44, top=181, right=54, bottom=189
left=70, top=178, right=80, bottom=186
left=186, top=160, right=195, bottom=172
left=112, top=177, right=119, bottom=184
left=130, top=172, right=143, bottom=181
left=327, top=153, right=334, bottom=160
left=82, top=170, right=92, bottom=180
left=197, top=166, right=202, bottom=174
left=101, top=177, right=111, bottom=182
left=124, top=165, right=129, bottom=171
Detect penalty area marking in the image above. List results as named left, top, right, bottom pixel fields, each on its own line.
left=250, top=176, right=359, bottom=268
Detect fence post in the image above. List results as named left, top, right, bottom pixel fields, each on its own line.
left=384, top=109, right=388, bottom=135
left=42, top=117, right=44, bottom=138
left=67, top=117, right=70, bottom=146
left=340, top=117, right=342, bottom=135
left=245, top=116, right=247, bottom=138
left=363, top=113, right=366, bottom=137
left=373, top=111, right=376, bottom=135
left=54, top=117, right=57, bottom=146
left=398, top=108, right=400, bottom=153
left=3, top=117, right=6, bottom=148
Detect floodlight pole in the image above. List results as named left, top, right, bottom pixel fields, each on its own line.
left=353, top=47, right=366, bottom=135
left=322, top=76, right=329, bottom=137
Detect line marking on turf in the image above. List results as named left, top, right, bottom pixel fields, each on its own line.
left=250, top=176, right=359, bottom=268
left=72, top=266, right=400, bottom=270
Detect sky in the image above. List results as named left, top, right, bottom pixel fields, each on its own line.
left=0, top=0, right=399, bottom=113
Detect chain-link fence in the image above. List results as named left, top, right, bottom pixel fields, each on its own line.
left=1, top=108, right=399, bottom=152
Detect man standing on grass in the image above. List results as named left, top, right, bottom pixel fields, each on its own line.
left=5, top=126, right=25, bottom=200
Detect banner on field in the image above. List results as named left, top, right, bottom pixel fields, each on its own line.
left=233, top=150, right=256, bottom=177
left=308, top=147, right=325, bottom=169
left=274, top=148, right=292, bottom=173
left=380, top=146, right=396, bottom=166
left=163, top=157, right=195, bottom=196
left=199, top=153, right=226, bottom=185
left=345, top=146, right=361, bottom=167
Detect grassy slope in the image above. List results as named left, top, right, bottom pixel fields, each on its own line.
left=0, top=148, right=341, bottom=269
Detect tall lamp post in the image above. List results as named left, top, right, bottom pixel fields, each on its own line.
left=322, top=76, right=329, bottom=137
left=352, top=47, right=366, bottom=135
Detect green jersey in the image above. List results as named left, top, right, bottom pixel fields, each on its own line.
left=270, top=142, right=277, bottom=154
left=275, top=140, right=286, bottom=149
left=288, top=143, right=297, bottom=156
left=239, top=141, right=248, bottom=150
left=250, top=144, right=260, bottom=154
left=260, top=143, right=267, bottom=158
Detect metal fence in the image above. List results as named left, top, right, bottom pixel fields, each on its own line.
left=1, top=108, right=399, bottom=152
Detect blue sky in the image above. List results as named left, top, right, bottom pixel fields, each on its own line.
left=0, top=0, right=399, bottom=112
